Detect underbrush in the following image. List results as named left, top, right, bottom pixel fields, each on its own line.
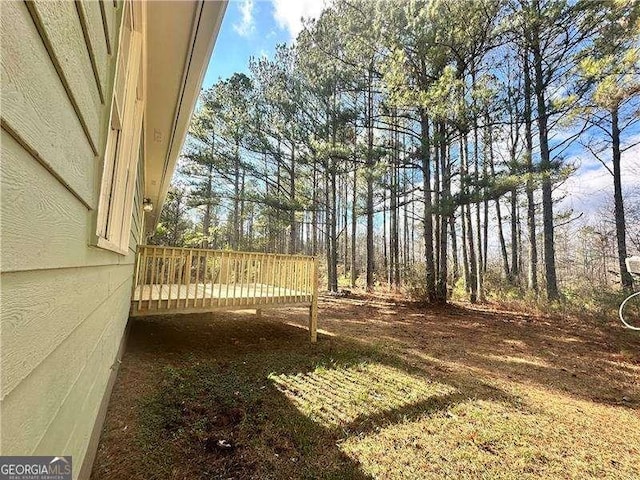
left=403, top=262, right=431, bottom=301
left=403, top=263, right=636, bottom=325
left=483, top=270, right=634, bottom=324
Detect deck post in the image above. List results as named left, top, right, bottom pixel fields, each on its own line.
left=309, top=257, right=318, bottom=343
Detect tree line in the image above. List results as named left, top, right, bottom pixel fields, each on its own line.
left=152, top=0, right=639, bottom=303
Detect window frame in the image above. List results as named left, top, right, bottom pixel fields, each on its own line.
left=95, top=1, right=146, bottom=255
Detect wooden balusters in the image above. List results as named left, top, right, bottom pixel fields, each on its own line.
left=209, top=251, right=217, bottom=307
left=269, top=254, right=276, bottom=304
left=240, top=253, right=246, bottom=305
left=160, top=248, right=166, bottom=308
left=131, top=246, right=318, bottom=338
left=201, top=250, right=208, bottom=308
left=310, top=257, right=318, bottom=343
left=167, top=247, right=174, bottom=309
left=252, top=255, right=258, bottom=303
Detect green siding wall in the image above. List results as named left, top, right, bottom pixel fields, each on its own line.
left=0, top=1, right=141, bottom=477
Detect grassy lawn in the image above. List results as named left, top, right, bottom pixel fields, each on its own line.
left=91, top=293, right=640, bottom=479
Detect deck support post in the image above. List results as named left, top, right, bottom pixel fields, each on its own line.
left=309, top=258, right=318, bottom=343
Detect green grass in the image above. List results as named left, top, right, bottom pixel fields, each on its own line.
left=135, top=346, right=388, bottom=480
left=133, top=345, right=640, bottom=479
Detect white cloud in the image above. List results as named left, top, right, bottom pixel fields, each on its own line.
left=233, top=0, right=255, bottom=37
left=271, top=0, right=328, bottom=41
left=558, top=137, right=640, bottom=219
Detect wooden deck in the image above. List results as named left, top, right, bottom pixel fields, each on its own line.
left=130, top=246, right=319, bottom=341
left=134, top=283, right=310, bottom=302
left=132, top=282, right=312, bottom=313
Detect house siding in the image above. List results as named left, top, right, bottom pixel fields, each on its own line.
left=0, top=1, right=141, bottom=477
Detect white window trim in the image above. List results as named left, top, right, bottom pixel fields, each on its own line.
left=95, top=1, right=146, bottom=255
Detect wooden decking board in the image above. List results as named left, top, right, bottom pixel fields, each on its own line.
left=133, top=283, right=310, bottom=302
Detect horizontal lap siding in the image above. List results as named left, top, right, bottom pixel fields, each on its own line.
left=1, top=1, right=98, bottom=207
left=1, top=274, right=132, bottom=455
left=1, top=263, right=133, bottom=397
left=0, top=1, right=135, bottom=477
left=76, top=0, right=110, bottom=102
left=1, top=132, right=117, bottom=272
left=27, top=0, right=104, bottom=150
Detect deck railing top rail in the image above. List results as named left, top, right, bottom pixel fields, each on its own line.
left=140, top=244, right=316, bottom=260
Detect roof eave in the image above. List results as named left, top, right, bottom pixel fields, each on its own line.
left=143, top=0, right=227, bottom=235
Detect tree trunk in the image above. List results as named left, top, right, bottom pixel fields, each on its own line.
left=390, top=147, right=397, bottom=285
left=510, top=188, right=519, bottom=283
left=483, top=162, right=489, bottom=274
left=462, top=133, right=478, bottom=302
left=351, top=165, right=357, bottom=288
left=239, top=169, right=245, bottom=248
left=325, top=171, right=333, bottom=290
left=312, top=160, right=318, bottom=256
left=531, top=24, right=559, bottom=300
left=420, top=110, right=436, bottom=301
left=383, top=187, right=388, bottom=281
left=203, top=162, right=213, bottom=248
left=460, top=137, right=470, bottom=294
left=612, top=106, right=633, bottom=289
left=450, top=215, right=460, bottom=282
left=411, top=169, right=416, bottom=265
left=488, top=122, right=510, bottom=279
left=436, top=122, right=449, bottom=303
left=329, top=165, right=338, bottom=292
left=473, top=102, right=484, bottom=301
left=365, top=67, right=375, bottom=291
left=233, top=140, right=240, bottom=249
left=523, top=49, right=538, bottom=293
left=289, top=143, right=297, bottom=254
left=434, top=123, right=441, bottom=282
left=391, top=111, right=400, bottom=287
left=342, top=170, right=349, bottom=273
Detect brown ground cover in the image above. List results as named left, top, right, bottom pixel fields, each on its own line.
left=91, top=292, right=640, bottom=479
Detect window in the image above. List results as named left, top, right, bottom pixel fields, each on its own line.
left=96, top=1, right=145, bottom=254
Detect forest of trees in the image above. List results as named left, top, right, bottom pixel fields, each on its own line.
left=151, top=0, right=639, bottom=304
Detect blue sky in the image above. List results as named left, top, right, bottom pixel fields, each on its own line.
left=203, top=0, right=327, bottom=88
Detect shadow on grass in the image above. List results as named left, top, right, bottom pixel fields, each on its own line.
left=319, top=295, right=640, bottom=409
left=91, top=311, right=522, bottom=480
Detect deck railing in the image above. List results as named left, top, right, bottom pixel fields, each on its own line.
left=130, top=245, right=319, bottom=341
